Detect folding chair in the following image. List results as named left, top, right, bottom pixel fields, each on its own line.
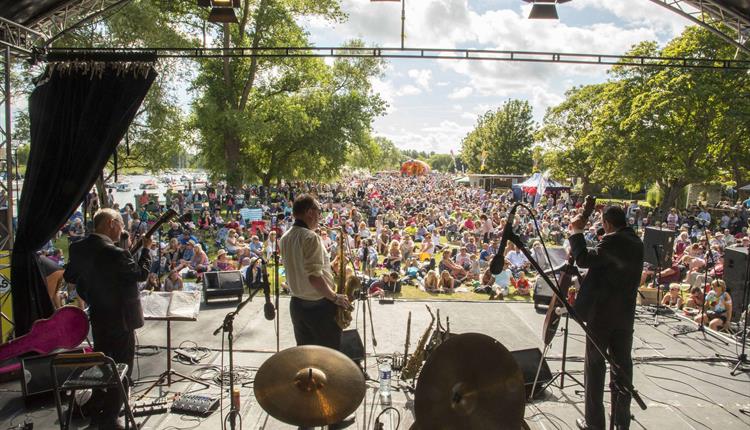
left=50, top=352, right=136, bottom=430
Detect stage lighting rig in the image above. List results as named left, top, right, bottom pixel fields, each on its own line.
left=523, top=0, right=571, bottom=20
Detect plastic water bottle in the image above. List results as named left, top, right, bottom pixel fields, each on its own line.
left=379, top=361, right=392, bottom=404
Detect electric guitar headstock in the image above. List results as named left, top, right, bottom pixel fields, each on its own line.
left=129, top=209, right=178, bottom=254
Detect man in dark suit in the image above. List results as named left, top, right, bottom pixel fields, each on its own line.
left=64, top=208, right=151, bottom=430
left=569, top=206, right=644, bottom=430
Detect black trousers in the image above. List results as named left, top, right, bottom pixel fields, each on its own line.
left=289, top=297, right=342, bottom=350
left=91, top=326, right=135, bottom=428
left=584, top=325, right=634, bottom=430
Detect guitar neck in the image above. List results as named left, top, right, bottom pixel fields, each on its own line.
left=130, top=209, right=177, bottom=254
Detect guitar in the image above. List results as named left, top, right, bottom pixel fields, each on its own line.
left=542, top=195, right=596, bottom=345
left=129, top=209, right=179, bottom=254
left=0, top=306, right=89, bottom=377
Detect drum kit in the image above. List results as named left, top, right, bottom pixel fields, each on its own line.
left=253, top=333, right=529, bottom=429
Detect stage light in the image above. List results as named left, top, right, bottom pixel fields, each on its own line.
left=208, top=7, right=238, bottom=23
left=523, top=0, right=571, bottom=20
left=529, top=3, right=558, bottom=19
left=197, top=0, right=240, bottom=24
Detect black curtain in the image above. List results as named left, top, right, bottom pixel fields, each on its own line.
left=11, top=62, right=156, bottom=335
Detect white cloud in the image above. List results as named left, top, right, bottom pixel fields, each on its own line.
left=378, top=119, right=473, bottom=153
left=301, top=0, right=694, bottom=154
left=408, top=69, right=432, bottom=90
left=448, top=86, right=474, bottom=99
left=396, top=84, right=423, bottom=96
left=569, top=0, right=694, bottom=35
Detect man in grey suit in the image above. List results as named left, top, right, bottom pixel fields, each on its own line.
left=64, top=208, right=151, bottom=429
left=569, top=206, right=644, bottom=430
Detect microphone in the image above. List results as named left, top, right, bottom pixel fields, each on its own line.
left=264, top=301, right=276, bottom=320
left=490, top=204, right=518, bottom=274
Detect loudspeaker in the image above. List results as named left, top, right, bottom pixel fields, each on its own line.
left=340, top=329, right=364, bottom=362
left=642, top=227, right=675, bottom=267
left=203, top=270, right=243, bottom=290
left=203, top=270, right=244, bottom=303
left=511, top=347, right=552, bottom=401
left=21, top=348, right=85, bottom=400
left=724, top=246, right=748, bottom=321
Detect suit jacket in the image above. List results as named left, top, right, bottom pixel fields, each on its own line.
left=570, top=227, right=644, bottom=329
left=64, top=233, right=151, bottom=333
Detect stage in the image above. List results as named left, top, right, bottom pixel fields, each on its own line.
left=1, top=295, right=749, bottom=429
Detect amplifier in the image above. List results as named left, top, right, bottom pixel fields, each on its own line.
left=171, top=394, right=219, bottom=416
left=20, top=348, right=86, bottom=400
left=637, top=287, right=659, bottom=306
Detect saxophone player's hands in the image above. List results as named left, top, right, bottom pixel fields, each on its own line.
left=332, top=293, right=352, bottom=310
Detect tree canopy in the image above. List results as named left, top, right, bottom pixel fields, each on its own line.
left=537, top=26, right=750, bottom=209
left=460, top=99, right=535, bottom=175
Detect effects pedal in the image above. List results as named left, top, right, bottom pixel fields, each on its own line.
left=171, top=394, right=220, bottom=416
left=132, top=397, right=171, bottom=417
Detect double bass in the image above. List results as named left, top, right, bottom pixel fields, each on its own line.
left=542, top=195, right=596, bottom=345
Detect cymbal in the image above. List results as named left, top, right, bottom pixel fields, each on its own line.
left=253, top=345, right=365, bottom=427
left=414, top=333, right=526, bottom=430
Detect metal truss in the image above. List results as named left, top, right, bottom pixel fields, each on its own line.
left=649, top=0, right=750, bottom=55
left=0, top=17, right=46, bottom=55
left=45, top=46, right=750, bottom=70
left=0, top=47, right=13, bottom=251
left=34, top=0, right=132, bottom=47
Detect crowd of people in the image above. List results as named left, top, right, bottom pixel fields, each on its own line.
left=48, top=172, right=750, bottom=316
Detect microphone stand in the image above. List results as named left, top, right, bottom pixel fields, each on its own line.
left=650, top=244, right=666, bottom=326
left=498, top=204, right=648, bottom=415
left=351, top=240, right=378, bottom=380
left=213, top=291, right=259, bottom=430
left=273, top=235, right=281, bottom=352
left=673, top=224, right=728, bottom=345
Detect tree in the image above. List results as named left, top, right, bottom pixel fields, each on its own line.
left=460, top=99, right=535, bottom=174
left=190, top=0, right=384, bottom=187
left=603, top=27, right=748, bottom=210
left=536, top=84, right=611, bottom=195
left=427, top=153, right=454, bottom=172
left=375, top=137, right=406, bottom=170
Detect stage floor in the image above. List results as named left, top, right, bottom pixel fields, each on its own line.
left=1, top=296, right=749, bottom=429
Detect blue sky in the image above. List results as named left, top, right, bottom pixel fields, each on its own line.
left=300, top=0, right=694, bottom=154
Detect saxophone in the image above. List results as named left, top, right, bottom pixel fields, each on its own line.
left=335, top=228, right=355, bottom=329
left=401, top=305, right=436, bottom=381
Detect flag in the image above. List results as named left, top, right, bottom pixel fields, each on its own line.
left=533, top=173, right=547, bottom=208
left=480, top=150, right=487, bottom=172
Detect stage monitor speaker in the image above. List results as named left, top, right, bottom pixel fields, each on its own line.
left=511, top=347, right=552, bottom=401
left=340, top=329, right=364, bottom=363
left=723, top=246, right=748, bottom=321
left=21, top=348, right=85, bottom=400
left=642, top=227, right=675, bottom=267
left=203, top=270, right=243, bottom=290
